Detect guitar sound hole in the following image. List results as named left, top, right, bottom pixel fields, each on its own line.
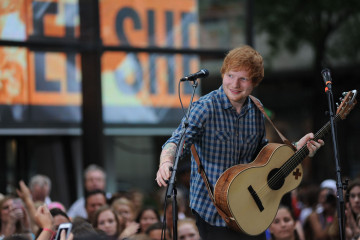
left=267, top=168, right=285, bottom=190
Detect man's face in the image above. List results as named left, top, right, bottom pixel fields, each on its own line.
left=222, top=70, right=254, bottom=108
left=85, top=193, right=107, bottom=219
left=31, top=184, right=49, bottom=202
left=85, top=170, right=105, bottom=191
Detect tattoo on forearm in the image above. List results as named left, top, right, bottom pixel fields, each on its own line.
left=161, top=143, right=177, bottom=161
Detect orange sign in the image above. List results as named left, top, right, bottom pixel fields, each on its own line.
left=102, top=51, right=199, bottom=108
left=0, top=0, right=200, bottom=125
left=100, top=0, right=198, bottom=48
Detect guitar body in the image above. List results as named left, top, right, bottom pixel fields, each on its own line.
left=214, top=143, right=303, bottom=235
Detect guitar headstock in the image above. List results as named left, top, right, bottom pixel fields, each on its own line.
left=336, top=90, right=357, bottom=119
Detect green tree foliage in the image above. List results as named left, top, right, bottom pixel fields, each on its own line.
left=254, top=0, right=360, bottom=69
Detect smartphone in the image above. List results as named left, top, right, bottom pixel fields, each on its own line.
left=54, top=223, right=72, bottom=240
left=12, top=198, right=24, bottom=218
left=13, top=198, right=23, bottom=209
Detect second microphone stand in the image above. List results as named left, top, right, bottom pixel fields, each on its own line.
left=322, top=70, right=346, bottom=240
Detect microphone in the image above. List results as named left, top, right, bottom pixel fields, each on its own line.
left=321, top=68, right=332, bottom=85
left=321, top=68, right=332, bottom=92
left=180, top=69, right=209, bottom=81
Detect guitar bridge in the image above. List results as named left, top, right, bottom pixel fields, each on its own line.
left=248, top=185, right=264, bottom=212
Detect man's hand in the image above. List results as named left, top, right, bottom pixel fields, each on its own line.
left=156, top=143, right=176, bottom=187
left=296, top=133, right=324, bottom=157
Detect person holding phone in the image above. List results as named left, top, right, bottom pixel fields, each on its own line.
left=34, top=204, right=56, bottom=240
left=0, top=196, right=31, bottom=239
left=345, top=180, right=360, bottom=240
left=54, top=223, right=72, bottom=240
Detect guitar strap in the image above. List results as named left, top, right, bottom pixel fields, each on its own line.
left=190, top=145, right=234, bottom=225
left=249, top=95, right=295, bottom=150
left=190, top=95, right=295, bottom=228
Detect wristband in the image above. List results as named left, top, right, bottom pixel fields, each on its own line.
left=43, top=228, right=55, bottom=238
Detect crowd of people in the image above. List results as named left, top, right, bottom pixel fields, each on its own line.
left=0, top=164, right=202, bottom=240
left=1, top=163, right=360, bottom=240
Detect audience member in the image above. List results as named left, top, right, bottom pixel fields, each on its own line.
left=68, top=164, right=109, bottom=219
left=303, top=179, right=337, bottom=240
left=29, top=175, right=52, bottom=205
left=128, top=189, right=145, bottom=217
left=163, top=197, right=188, bottom=236
left=145, top=222, right=171, bottom=240
left=269, top=205, right=302, bottom=240
left=297, top=183, right=320, bottom=225
left=111, top=198, right=139, bottom=239
left=16, top=180, right=39, bottom=234
left=34, top=204, right=56, bottom=240
left=135, top=207, right=160, bottom=234
left=112, top=198, right=136, bottom=223
left=126, top=233, right=152, bottom=240
left=85, top=190, right=107, bottom=223
left=156, top=188, right=188, bottom=221
left=0, top=196, right=31, bottom=239
left=92, top=205, right=121, bottom=240
left=71, top=217, right=99, bottom=237
left=49, top=208, right=71, bottom=231
left=178, top=218, right=200, bottom=240
left=47, top=202, right=66, bottom=212
left=345, top=180, right=360, bottom=240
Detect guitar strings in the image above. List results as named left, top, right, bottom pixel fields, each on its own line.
left=254, top=115, right=339, bottom=199
left=245, top=95, right=354, bottom=213
left=264, top=96, right=352, bottom=192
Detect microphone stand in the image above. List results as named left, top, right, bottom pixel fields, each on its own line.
left=323, top=75, right=346, bottom=240
left=165, top=80, right=199, bottom=240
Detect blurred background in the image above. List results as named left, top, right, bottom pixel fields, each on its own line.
left=0, top=0, right=359, bottom=208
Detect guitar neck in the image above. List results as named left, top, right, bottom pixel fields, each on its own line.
left=281, top=114, right=341, bottom=177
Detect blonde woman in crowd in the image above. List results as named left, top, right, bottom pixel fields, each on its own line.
left=178, top=218, right=200, bottom=240
left=112, top=197, right=140, bottom=239
left=0, top=196, right=32, bottom=239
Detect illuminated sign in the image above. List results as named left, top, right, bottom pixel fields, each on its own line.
left=0, top=0, right=199, bottom=130
left=100, top=0, right=199, bottom=124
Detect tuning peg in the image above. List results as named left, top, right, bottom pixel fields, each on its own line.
left=339, top=97, right=343, bottom=102
left=336, top=102, right=339, bottom=108
left=342, top=92, right=347, bottom=96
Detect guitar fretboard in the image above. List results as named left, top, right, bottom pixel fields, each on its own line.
left=280, top=114, right=341, bottom=177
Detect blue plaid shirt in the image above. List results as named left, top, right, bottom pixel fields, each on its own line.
left=165, top=86, right=268, bottom=227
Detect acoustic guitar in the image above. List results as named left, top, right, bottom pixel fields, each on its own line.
left=214, top=90, right=357, bottom=235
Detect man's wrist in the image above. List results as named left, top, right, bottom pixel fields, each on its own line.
left=159, top=160, right=173, bottom=167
